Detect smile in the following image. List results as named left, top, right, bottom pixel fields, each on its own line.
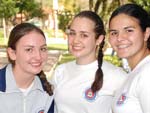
left=117, top=44, right=130, bottom=49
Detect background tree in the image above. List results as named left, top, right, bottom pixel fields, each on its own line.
left=0, top=0, right=46, bottom=38
left=0, top=0, right=17, bottom=39
left=16, top=0, right=46, bottom=22
left=130, top=0, right=150, bottom=12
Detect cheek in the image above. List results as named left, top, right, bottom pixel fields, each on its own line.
left=68, top=38, right=74, bottom=49
left=109, top=37, right=115, bottom=46
left=42, top=53, right=48, bottom=60
left=68, top=38, right=73, bottom=44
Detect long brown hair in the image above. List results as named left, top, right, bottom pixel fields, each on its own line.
left=74, top=11, right=106, bottom=93
left=7, top=23, right=53, bottom=95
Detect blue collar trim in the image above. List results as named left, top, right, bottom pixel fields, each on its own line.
left=0, top=66, right=6, bottom=92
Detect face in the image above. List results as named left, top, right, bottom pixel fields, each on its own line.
left=68, top=17, right=102, bottom=64
left=7, top=31, right=48, bottom=76
left=109, top=14, right=149, bottom=61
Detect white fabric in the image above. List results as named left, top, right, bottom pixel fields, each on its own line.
left=112, top=55, right=150, bottom=113
left=19, top=81, right=34, bottom=96
left=51, top=60, right=127, bottom=113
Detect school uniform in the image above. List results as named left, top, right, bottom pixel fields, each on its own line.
left=0, top=64, right=54, bottom=113
left=112, top=55, right=150, bottom=113
left=51, top=60, right=127, bottom=113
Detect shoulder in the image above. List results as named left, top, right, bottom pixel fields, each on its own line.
left=54, top=60, right=75, bottom=74
left=136, top=60, right=150, bottom=85
left=50, top=60, right=75, bottom=87
left=102, top=61, right=127, bottom=92
left=102, top=60, right=127, bottom=75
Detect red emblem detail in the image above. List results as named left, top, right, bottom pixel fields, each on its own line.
left=85, top=88, right=96, bottom=101
left=38, top=110, right=44, bottom=113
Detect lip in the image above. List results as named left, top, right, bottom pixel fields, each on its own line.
left=31, top=62, right=42, bottom=67
left=117, top=45, right=130, bottom=49
left=72, top=45, right=83, bottom=50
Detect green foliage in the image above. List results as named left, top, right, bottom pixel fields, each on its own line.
left=16, top=0, right=46, bottom=20
left=0, top=0, right=46, bottom=25
left=104, top=55, right=122, bottom=67
left=57, top=52, right=75, bottom=65
left=130, top=0, right=150, bottom=12
left=56, top=0, right=81, bottom=32
left=0, top=0, right=18, bottom=19
left=58, top=10, right=74, bottom=32
left=47, top=44, right=68, bottom=51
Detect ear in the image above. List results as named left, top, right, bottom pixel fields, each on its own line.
left=96, top=35, right=104, bottom=45
left=144, top=27, right=150, bottom=41
left=7, top=47, right=16, bottom=61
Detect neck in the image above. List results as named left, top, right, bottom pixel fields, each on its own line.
left=128, top=48, right=150, bottom=70
left=76, top=56, right=97, bottom=65
left=12, top=67, right=35, bottom=89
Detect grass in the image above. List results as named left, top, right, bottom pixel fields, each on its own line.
left=47, top=44, right=68, bottom=51
left=57, top=52, right=75, bottom=65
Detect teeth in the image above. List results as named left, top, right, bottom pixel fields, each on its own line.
left=31, top=63, right=41, bottom=66
left=117, top=45, right=129, bottom=49
left=72, top=46, right=82, bottom=50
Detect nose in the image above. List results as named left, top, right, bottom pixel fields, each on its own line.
left=73, top=34, right=81, bottom=43
left=34, top=50, right=42, bottom=60
left=117, top=32, right=126, bottom=41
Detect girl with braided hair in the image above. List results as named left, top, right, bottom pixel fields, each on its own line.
left=0, top=23, right=54, bottom=113
left=51, top=10, right=127, bottom=113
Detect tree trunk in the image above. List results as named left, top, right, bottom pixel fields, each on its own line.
left=119, top=0, right=128, bottom=5
left=2, top=18, right=7, bottom=43
left=89, top=0, right=93, bottom=10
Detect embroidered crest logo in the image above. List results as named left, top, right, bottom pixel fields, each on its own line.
left=38, top=109, right=44, bottom=113
left=117, top=93, right=127, bottom=105
left=84, top=88, right=96, bottom=102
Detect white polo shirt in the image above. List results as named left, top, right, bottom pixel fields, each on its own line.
left=51, top=60, right=127, bottom=113
left=112, top=55, right=150, bottom=113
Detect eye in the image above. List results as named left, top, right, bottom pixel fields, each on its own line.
left=68, top=31, right=76, bottom=36
left=25, top=48, right=33, bottom=52
left=41, top=47, right=48, bottom=52
left=126, top=29, right=134, bottom=33
left=81, top=33, right=88, bottom=38
left=109, top=31, right=118, bottom=36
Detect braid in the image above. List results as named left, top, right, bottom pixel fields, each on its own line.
left=38, top=71, right=53, bottom=96
left=91, top=39, right=105, bottom=93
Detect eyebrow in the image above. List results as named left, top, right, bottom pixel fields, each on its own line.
left=108, top=26, right=135, bottom=32
left=69, top=28, right=90, bottom=34
left=124, top=26, right=135, bottom=29
left=23, top=44, right=47, bottom=48
left=108, top=29, right=117, bottom=33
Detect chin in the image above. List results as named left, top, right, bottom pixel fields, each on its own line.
left=31, top=68, right=42, bottom=75
left=117, top=54, right=128, bottom=59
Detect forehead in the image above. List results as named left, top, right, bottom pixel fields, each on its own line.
left=70, top=17, right=95, bottom=31
left=16, top=31, right=46, bottom=46
left=109, top=14, right=140, bottom=29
